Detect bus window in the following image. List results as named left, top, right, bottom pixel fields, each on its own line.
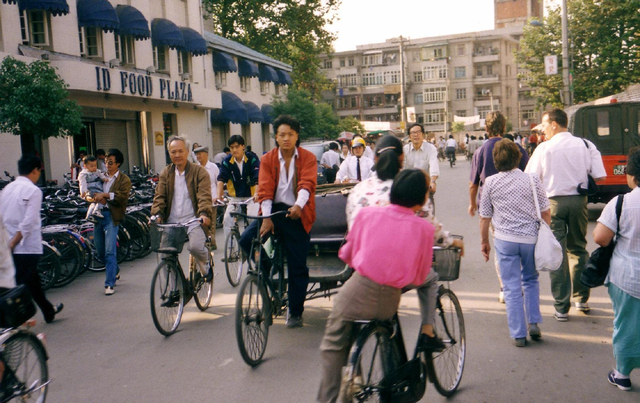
left=597, top=111, right=610, bottom=136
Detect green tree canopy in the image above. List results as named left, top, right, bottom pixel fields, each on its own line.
left=450, top=121, right=465, bottom=134
left=272, top=89, right=340, bottom=140
left=0, top=57, right=82, bottom=140
left=203, top=0, right=340, bottom=100
left=337, top=116, right=366, bottom=135
left=516, top=0, right=640, bottom=108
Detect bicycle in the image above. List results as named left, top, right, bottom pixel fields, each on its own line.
left=148, top=218, right=215, bottom=336
left=222, top=197, right=252, bottom=287
left=446, top=148, right=457, bottom=168
left=340, top=239, right=465, bottom=402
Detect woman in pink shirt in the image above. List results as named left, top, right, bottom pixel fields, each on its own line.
left=317, top=170, right=435, bottom=402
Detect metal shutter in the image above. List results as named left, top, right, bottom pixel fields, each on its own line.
left=95, top=120, right=129, bottom=173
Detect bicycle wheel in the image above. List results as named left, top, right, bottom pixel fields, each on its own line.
left=224, top=230, right=246, bottom=287
left=341, top=324, right=394, bottom=402
left=1, top=331, right=48, bottom=402
left=117, top=227, right=131, bottom=264
left=235, top=274, right=270, bottom=367
left=429, top=288, right=466, bottom=396
left=37, top=243, right=60, bottom=291
left=123, top=216, right=148, bottom=261
left=80, top=227, right=106, bottom=272
left=43, top=232, right=83, bottom=288
left=190, top=254, right=214, bottom=311
left=150, top=260, right=185, bottom=336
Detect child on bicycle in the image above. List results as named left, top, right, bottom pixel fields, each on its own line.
left=317, top=169, right=435, bottom=403
left=78, top=155, right=107, bottom=222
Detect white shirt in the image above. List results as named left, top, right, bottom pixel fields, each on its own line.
left=203, top=161, right=219, bottom=198
left=446, top=138, right=457, bottom=148
left=364, top=146, right=375, bottom=160
left=261, top=148, right=310, bottom=216
left=320, top=150, right=341, bottom=168
left=0, top=213, right=16, bottom=288
left=525, top=132, right=607, bottom=197
left=97, top=159, right=107, bottom=173
left=168, top=168, right=196, bottom=223
left=212, top=152, right=227, bottom=165
left=103, top=171, right=119, bottom=201
left=403, top=141, right=440, bottom=177
left=336, top=155, right=374, bottom=183
left=0, top=176, right=43, bottom=254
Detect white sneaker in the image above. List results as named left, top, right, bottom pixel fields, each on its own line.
left=105, top=286, right=115, bottom=296
left=499, top=290, right=505, bottom=304
left=575, top=302, right=590, bottom=313
left=554, top=311, right=568, bottom=322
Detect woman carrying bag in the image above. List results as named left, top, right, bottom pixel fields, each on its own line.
left=479, top=139, right=550, bottom=347
left=593, top=147, right=640, bottom=391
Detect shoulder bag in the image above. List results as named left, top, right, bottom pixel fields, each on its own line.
left=529, top=174, right=563, bottom=272
left=577, top=139, right=598, bottom=196
left=580, top=195, right=624, bottom=288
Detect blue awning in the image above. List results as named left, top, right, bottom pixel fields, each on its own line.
left=244, top=102, right=263, bottom=123
left=19, top=0, right=69, bottom=16
left=116, top=5, right=149, bottom=40
left=151, top=19, right=184, bottom=50
left=238, top=59, right=259, bottom=78
left=277, top=70, right=293, bottom=86
left=213, top=52, right=237, bottom=73
left=3, top=0, right=17, bottom=5
left=179, top=27, right=207, bottom=57
left=77, top=0, right=118, bottom=32
left=210, top=91, right=248, bottom=125
left=259, top=64, right=279, bottom=83
left=261, top=104, right=275, bottom=124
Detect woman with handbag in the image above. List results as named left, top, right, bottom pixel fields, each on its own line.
left=593, top=148, right=640, bottom=391
left=479, top=139, right=550, bottom=347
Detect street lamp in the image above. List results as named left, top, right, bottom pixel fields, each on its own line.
left=482, top=88, right=494, bottom=111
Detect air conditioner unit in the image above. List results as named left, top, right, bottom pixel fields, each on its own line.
left=181, top=73, right=190, bottom=81
left=108, top=58, right=120, bottom=68
left=215, top=82, right=223, bottom=90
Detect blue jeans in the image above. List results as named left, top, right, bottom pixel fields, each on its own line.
left=94, top=210, right=119, bottom=288
left=494, top=239, right=542, bottom=339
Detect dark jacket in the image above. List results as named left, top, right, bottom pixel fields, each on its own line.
left=107, top=172, right=132, bottom=226
left=217, top=151, right=260, bottom=197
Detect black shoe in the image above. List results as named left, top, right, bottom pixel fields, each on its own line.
left=205, top=264, right=214, bottom=283
left=417, top=333, right=446, bottom=353
left=160, top=291, right=181, bottom=307
left=286, top=314, right=303, bottom=328
left=608, top=371, right=632, bottom=391
left=45, top=303, right=64, bottom=323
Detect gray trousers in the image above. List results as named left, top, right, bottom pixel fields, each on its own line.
left=403, top=269, right=439, bottom=326
left=163, top=226, right=209, bottom=275
left=317, top=272, right=401, bottom=403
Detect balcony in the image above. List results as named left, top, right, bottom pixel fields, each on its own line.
left=472, top=52, right=500, bottom=63
left=473, top=74, right=500, bottom=84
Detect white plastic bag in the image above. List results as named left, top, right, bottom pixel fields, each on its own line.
left=529, top=175, right=563, bottom=272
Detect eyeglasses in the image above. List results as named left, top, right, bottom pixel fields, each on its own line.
left=106, top=161, right=116, bottom=165
left=409, top=130, right=423, bottom=135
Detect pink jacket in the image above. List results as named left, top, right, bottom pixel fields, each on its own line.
left=339, top=205, right=434, bottom=288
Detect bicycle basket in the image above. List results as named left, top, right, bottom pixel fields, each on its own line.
left=149, top=224, right=187, bottom=253
left=432, top=247, right=461, bottom=281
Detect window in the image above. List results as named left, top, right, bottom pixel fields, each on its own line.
left=596, top=111, right=610, bottom=136
left=79, top=27, right=102, bottom=58
left=275, top=84, right=281, bottom=96
left=413, top=71, right=423, bottom=83
left=486, top=65, right=493, bottom=76
left=476, top=65, right=483, bottom=77
left=425, top=48, right=444, bottom=59
left=412, top=51, right=420, bottom=62
left=383, top=71, right=400, bottom=84
left=423, top=87, right=447, bottom=103
left=348, top=58, right=355, bottom=66
left=363, top=95, right=384, bottom=108
left=323, top=59, right=333, bottom=69
left=363, top=53, right=382, bottom=66
left=456, top=110, right=467, bottom=117
left=522, top=109, right=535, bottom=121
left=456, top=88, right=466, bottom=100
left=478, top=106, right=492, bottom=119
left=215, top=72, right=227, bottom=87
left=457, top=45, right=464, bottom=56
left=424, top=109, right=445, bottom=123
left=22, top=10, right=51, bottom=47
left=337, top=96, right=359, bottom=109
left=240, top=76, right=250, bottom=91
left=423, top=65, right=447, bottom=81
left=178, top=52, right=192, bottom=77
left=339, top=59, right=345, bottom=67
left=417, top=114, right=424, bottom=124
left=362, top=72, right=383, bottom=86
left=260, top=81, right=270, bottom=95
left=506, top=65, right=512, bottom=76
left=454, top=66, right=466, bottom=78
left=115, top=35, right=136, bottom=65
left=153, top=46, right=168, bottom=72
left=414, top=93, right=423, bottom=104
left=506, top=86, right=512, bottom=99
left=337, top=74, right=357, bottom=87
left=506, top=107, right=512, bottom=119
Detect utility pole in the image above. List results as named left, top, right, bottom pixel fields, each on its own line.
left=398, top=36, right=407, bottom=125
left=561, top=0, right=571, bottom=106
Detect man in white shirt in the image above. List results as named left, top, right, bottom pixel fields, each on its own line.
left=404, top=124, right=440, bottom=195
left=195, top=146, right=220, bottom=249
left=445, top=135, right=457, bottom=165
left=364, top=140, right=375, bottom=161
left=336, top=138, right=374, bottom=183
left=212, top=147, right=230, bottom=165
left=0, top=155, right=63, bottom=322
left=525, top=108, right=607, bottom=321
left=320, top=142, right=341, bottom=183
left=96, top=149, right=107, bottom=173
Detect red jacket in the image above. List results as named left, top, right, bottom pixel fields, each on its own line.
left=258, top=147, right=317, bottom=233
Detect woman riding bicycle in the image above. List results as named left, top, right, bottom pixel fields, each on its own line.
left=317, top=170, right=435, bottom=402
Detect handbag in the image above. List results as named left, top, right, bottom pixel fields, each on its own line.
left=0, top=285, right=37, bottom=328
left=529, top=175, right=563, bottom=272
left=580, top=195, right=624, bottom=288
left=577, top=139, right=598, bottom=196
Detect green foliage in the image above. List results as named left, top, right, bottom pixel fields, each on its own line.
left=203, top=0, right=340, bottom=100
left=0, top=57, right=82, bottom=139
left=516, top=1, right=640, bottom=107
left=506, top=120, right=513, bottom=133
left=450, top=121, right=465, bottom=134
left=272, top=89, right=340, bottom=140
left=337, top=116, right=366, bottom=135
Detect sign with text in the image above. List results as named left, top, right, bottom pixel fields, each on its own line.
left=544, top=55, right=558, bottom=75
left=95, top=67, right=193, bottom=102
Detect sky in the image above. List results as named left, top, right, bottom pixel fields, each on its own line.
left=329, top=0, right=497, bottom=52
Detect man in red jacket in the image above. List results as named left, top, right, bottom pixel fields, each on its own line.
left=239, top=115, right=317, bottom=328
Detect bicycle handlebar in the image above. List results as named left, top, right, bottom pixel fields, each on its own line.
left=229, top=210, right=289, bottom=220
left=149, top=217, right=203, bottom=227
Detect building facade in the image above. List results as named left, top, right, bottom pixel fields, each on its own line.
left=0, top=0, right=290, bottom=182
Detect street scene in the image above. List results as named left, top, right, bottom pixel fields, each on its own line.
left=0, top=0, right=639, bottom=402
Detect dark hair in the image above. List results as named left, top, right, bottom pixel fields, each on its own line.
left=471, top=135, right=477, bottom=140
left=448, top=134, right=453, bottom=139
left=83, top=155, right=97, bottom=164
left=407, top=123, right=424, bottom=135
left=390, top=169, right=427, bottom=208
left=223, top=147, right=230, bottom=153
left=492, top=138, right=522, bottom=172
left=246, top=145, right=252, bottom=152
left=273, top=114, right=301, bottom=147
left=18, top=155, right=41, bottom=176
left=228, top=135, right=245, bottom=147
left=504, top=133, right=514, bottom=141
left=374, top=135, right=403, bottom=181
left=107, top=148, right=124, bottom=166
left=544, top=108, right=568, bottom=128
left=329, top=142, right=339, bottom=151
left=486, top=111, right=506, bottom=137
left=96, top=149, right=106, bottom=156
left=627, top=146, right=640, bottom=186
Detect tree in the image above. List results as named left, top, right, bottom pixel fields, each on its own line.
left=337, top=116, right=366, bottom=136
left=0, top=57, right=82, bottom=153
left=203, top=0, right=341, bottom=100
left=450, top=121, right=465, bottom=134
left=272, top=89, right=339, bottom=140
left=516, top=1, right=640, bottom=108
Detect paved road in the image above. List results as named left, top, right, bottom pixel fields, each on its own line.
left=38, top=158, right=638, bottom=402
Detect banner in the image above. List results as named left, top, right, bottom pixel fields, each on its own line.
left=454, top=115, right=480, bottom=125
left=407, top=107, right=416, bottom=123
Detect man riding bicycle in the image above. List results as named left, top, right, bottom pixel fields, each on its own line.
left=151, top=136, right=214, bottom=281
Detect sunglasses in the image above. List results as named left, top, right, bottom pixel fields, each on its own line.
left=106, top=160, right=116, bottom=165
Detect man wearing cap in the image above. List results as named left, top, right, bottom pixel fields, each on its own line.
left=194, top=145, right=219, bottom=249
left=336, top=138, right=374, bottom=183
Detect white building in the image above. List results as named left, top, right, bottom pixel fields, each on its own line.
left=0, top=0, right=290, bottom=182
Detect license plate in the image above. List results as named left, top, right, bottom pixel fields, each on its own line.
left=613, top=165, right=626, bottom=175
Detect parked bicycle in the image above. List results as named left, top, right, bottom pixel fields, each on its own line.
left=222, top=197, right=252, bottom=287
left=340, top=239, right=465, bottom=402
left=148, top=218, right=215, bottom=336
